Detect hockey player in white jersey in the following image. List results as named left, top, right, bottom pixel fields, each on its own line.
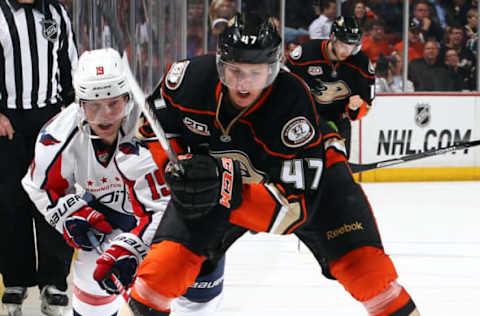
left=22, top=48, right=225, bottom=316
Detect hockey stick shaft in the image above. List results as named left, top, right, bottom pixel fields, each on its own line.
left=86, top=231, right=130, bottom=302
left=350, top=139, right=480, bottom=173
left=96, top=0, right=183, bottom=175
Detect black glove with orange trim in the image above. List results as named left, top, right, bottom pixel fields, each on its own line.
left=165, top=154, right=243, bottom=219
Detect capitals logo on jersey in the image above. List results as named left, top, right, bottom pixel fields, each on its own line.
left=39, top=131, right=61, bottom=146
left=119, top=138, right=147, bottom=156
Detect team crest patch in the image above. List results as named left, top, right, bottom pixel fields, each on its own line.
left=39, top=132, right=60, bottom=146
left=281, top=117, right=315, bottom=148
left=290, top=46, right=302, bottom=60
left=166, top=60, right=190, bottom=90
left=308, top=66, right=323, bottom=76
left=183, top=117, right=210, bottom=136
left=40, top=19, right=58, bottom=43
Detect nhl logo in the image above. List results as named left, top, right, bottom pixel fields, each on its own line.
left=414, top=103, right=430, bottom=127
left=40, top=19, right=58, bottom=43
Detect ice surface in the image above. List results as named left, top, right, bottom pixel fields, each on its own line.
left=7, top=182, right=480, bottom=316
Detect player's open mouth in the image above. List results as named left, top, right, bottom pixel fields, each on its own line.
left=237, top=91, right=250, bottom=98
left=98, top=123, right=113, bottom=130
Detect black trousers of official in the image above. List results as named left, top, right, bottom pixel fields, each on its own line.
left=0, top=107, right=73, bottom=291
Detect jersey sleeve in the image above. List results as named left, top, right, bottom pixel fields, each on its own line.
left=21, top=130, right=86, bottom=233
left=345, top=53, right=376, bottom=121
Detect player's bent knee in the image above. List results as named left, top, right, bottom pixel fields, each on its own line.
left=131, top=241, right=206, bottom=311
left=330, top=246, right=398, bottom=301
left=330, top=246, right=418, bottom=315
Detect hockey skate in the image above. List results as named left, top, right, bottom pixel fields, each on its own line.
left=1, top=287, right=27, bottom=316
left=40, top=285, right=68, bottom=316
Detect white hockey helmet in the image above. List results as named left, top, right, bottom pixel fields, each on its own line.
left=74, top=48, right=134, bottom=125
left=74, top=48, right=130, bottom=101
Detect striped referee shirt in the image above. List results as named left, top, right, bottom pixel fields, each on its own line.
left=0, top=0, right=78, bottom=110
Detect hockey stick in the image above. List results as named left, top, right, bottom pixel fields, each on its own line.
left=86, top=230, right=130, bottom=303
left=95, top=0, right=183, bottom=175
left=350, top=139, right=480, bottom=173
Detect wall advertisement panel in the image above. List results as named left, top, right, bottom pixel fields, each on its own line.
left=353, top=95, right=480, bottom=182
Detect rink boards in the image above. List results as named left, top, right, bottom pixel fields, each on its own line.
left=351, top=93, right=480, bottom=182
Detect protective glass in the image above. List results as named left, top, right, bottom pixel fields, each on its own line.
left=80, top=95, right=132, bottom=125
left=217, top=58, right=280, bottom=90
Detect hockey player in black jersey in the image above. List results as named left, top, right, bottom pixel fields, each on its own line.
left=126, top=13, right=419, bottom=316
left=285, top=16, right=375, bottom=156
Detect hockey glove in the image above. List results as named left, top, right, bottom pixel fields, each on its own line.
left=164, top=154, right=243, bottom=219
left=63, top=206, right=113, bottom=251
left=93, top=233, right=149, bottom=294
left=345, top=95, right=370, bottom=121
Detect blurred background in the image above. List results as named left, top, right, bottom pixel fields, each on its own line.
left=58, top=0, right=480, bottom=94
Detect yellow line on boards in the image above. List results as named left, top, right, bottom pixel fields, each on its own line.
left=353, top=167, right=480, bottom=182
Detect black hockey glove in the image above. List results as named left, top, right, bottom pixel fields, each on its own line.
left=164, top=154, right=243, bottom=219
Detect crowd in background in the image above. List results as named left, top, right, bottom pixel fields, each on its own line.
left=57, top=0, right=480, bottom=93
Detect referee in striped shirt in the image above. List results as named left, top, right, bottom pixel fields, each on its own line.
left=0, top=0, right=77, bottom=314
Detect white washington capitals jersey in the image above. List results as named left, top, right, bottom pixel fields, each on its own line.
left=22, top=103, right=169, bottom=246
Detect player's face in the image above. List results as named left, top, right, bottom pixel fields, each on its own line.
left=82, top=95, right=128, bottom=144
left=334, top=40, right=357, bottom=60
left=224, top=62, right=270, bottom=108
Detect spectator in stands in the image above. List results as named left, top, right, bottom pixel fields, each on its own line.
left=464, top=8, right=478, bottom=41
left=439, top=24, right=476, bottom=89
left=465, top=8, right=478, bottom=57
left=412, top=0, right=444, bottom=42
left=429, top=0, right=448, bottom=28
left=309, top=0, right=336, bottom=39
left=443, top=48, right=469, bottom=90
left=393, top=19, right=425, bottom=62
left=460, top=0, right=478, bottom=25
left=284, top=0, right=316, bottom=43
left=208, top=0, right=237, bottom=52
left=209, top=0, right=236, bottom=36
left=348, top=0, right=376, bottom=32
left=408, top=40, right=456, bottom=91
left=285, top=0, right=316, bottom=30
left=373, top=0, right=403, bottom=34
left=375, top=52, right=415, bottom=93
left=361, top=19, right=393, bottom=62
left=445, top=0, right=467, bottom=28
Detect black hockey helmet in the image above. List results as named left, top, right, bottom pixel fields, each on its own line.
left=330, top=16, right=363, bottom=46
left=217, top=12, right=283, bottom=88
left=217, top=12, right=282, bottom=64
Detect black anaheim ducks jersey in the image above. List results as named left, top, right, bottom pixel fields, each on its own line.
left=146, top=54, right=347, bottom=235
left=285, top=40, right=375, bottom=121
